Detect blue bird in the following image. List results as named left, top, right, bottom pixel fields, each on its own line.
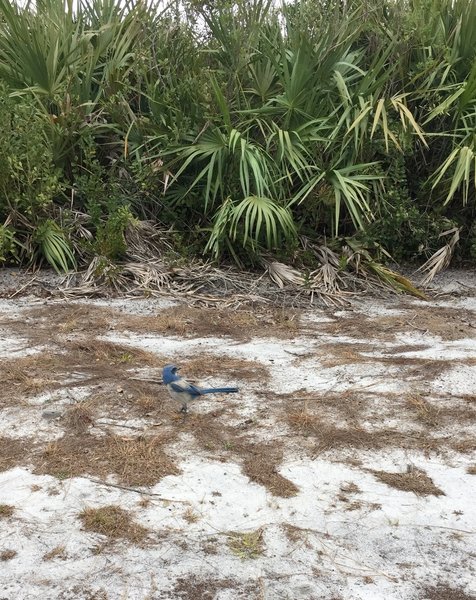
left=162, top=364, right=239, bottom=413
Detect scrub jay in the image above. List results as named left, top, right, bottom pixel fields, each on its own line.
left=162, top=364, right=239, bottom=413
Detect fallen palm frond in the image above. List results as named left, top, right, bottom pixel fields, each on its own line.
left=64, top=256, right=173, bottom=296
left=307, top=245, right=346, bottom=294
left=364, top=262, right=428, bottom=300
left=122, top=262, right=173, bottom=292
left=56, top=221, right=426, bottom=307
left=343, top=240, right=428, bottom=300
left=265, top=260, right=305, bottom=288
left=124, top=221, right=175, bottom=262
left=416, top=227, right=460, bottom=287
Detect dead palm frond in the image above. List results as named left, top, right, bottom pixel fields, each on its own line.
left=265, top=260, right=305, bottom=288
left=121, top=262, right=172, bottom=292
left=124, top=221, right=175, bottom=262
left=416, top=227, right=460, bottom=286
left=308, top=246, right=345, bottom=294
left=343, top=240, right=428, bottom=299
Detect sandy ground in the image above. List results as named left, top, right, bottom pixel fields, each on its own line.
left=0, top=269, right=475, bottom=600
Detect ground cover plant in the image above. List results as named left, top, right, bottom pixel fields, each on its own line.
left=0, top=0, right=474, bottom=284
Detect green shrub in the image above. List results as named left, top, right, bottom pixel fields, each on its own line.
left=0, top=90, right=62, bottom=219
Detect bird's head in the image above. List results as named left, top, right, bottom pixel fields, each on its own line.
left=162, top=364, right=180, bottom=384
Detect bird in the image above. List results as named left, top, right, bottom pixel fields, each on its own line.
left=162, top=364, right=239, bottom=413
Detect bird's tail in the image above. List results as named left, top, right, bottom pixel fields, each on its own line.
left=200, top=387, right=239, bottom=395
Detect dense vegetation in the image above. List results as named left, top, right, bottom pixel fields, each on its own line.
left=0, top=0, right=475, bottom=275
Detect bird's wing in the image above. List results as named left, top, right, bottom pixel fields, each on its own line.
left=169, top=378, right=202, bottom=396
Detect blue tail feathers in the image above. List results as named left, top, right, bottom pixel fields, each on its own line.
left=200, top=387, right=239, bottom=395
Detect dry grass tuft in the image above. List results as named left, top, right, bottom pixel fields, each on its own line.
left=321, top=305, right=476, bottom=342
left=173, top=576, right=256, bottom=600
left=63, top=402, right=94, bottom=431
left=182, top=508, right=200, bottom=524
left=406, top=394, right=440, bottom=426
left=42, top=545, right=67, bottom=561
left=0, top=437, right=28, bottom=472
left=0, top=353, right=64, bottom=401
left=227, top=529, right=264, bottom=559
left=37, top=433, right=178, bottom=486
left=316, top=343, right=463, bottom=386
left=336, top=482, right=364, bottom=511
left=181, top=354, right=269, bottom=384
left=339, top=482, right=360, bottom=495
left=242, top=443, right=299, bottom=498
left=0, top=504, right=15, bottom=518
left=67, top=339, right=162, bottom=368
left=317, top=343, right=374, bottom=367
left=421, top=584, right=476, bottom=600
left=287, top=409, right=359, bottom=447
left=452, top=438, right=476, bottom=454
left=22, top=304, right=116, bottom=339
left=106, top=435, right=179, bottom=486
left=467, top=465, right=476, bottom=475
left=282, top=523, right=310, bottom=544
left=370, top=467, right=444, bottom=496
left=79, top=505, right=148, bottom=544
left=181, top=409, right=236, bottom=453
left=134, top=394, right=159, bottom=415
left=286, top=408, right=440, bottom=455
left=118, top=305, right=300, bottom=340
left=0, top=337, right=164, bottom=406
left=181, top=413, right=298, bottom=496
left=0, top=549, right=17, bottom=561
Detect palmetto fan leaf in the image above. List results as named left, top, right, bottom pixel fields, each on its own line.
left=206, top=195, right=296, bottom=258
left=34, top=219, right=76, bottom=273
left=432, top=144, right=476, bottom=205
left=170, top=126, right=275, bottom=211
left=328, top=167, right=378, bottom=235
left=230, top=195, right=296, bottom=248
